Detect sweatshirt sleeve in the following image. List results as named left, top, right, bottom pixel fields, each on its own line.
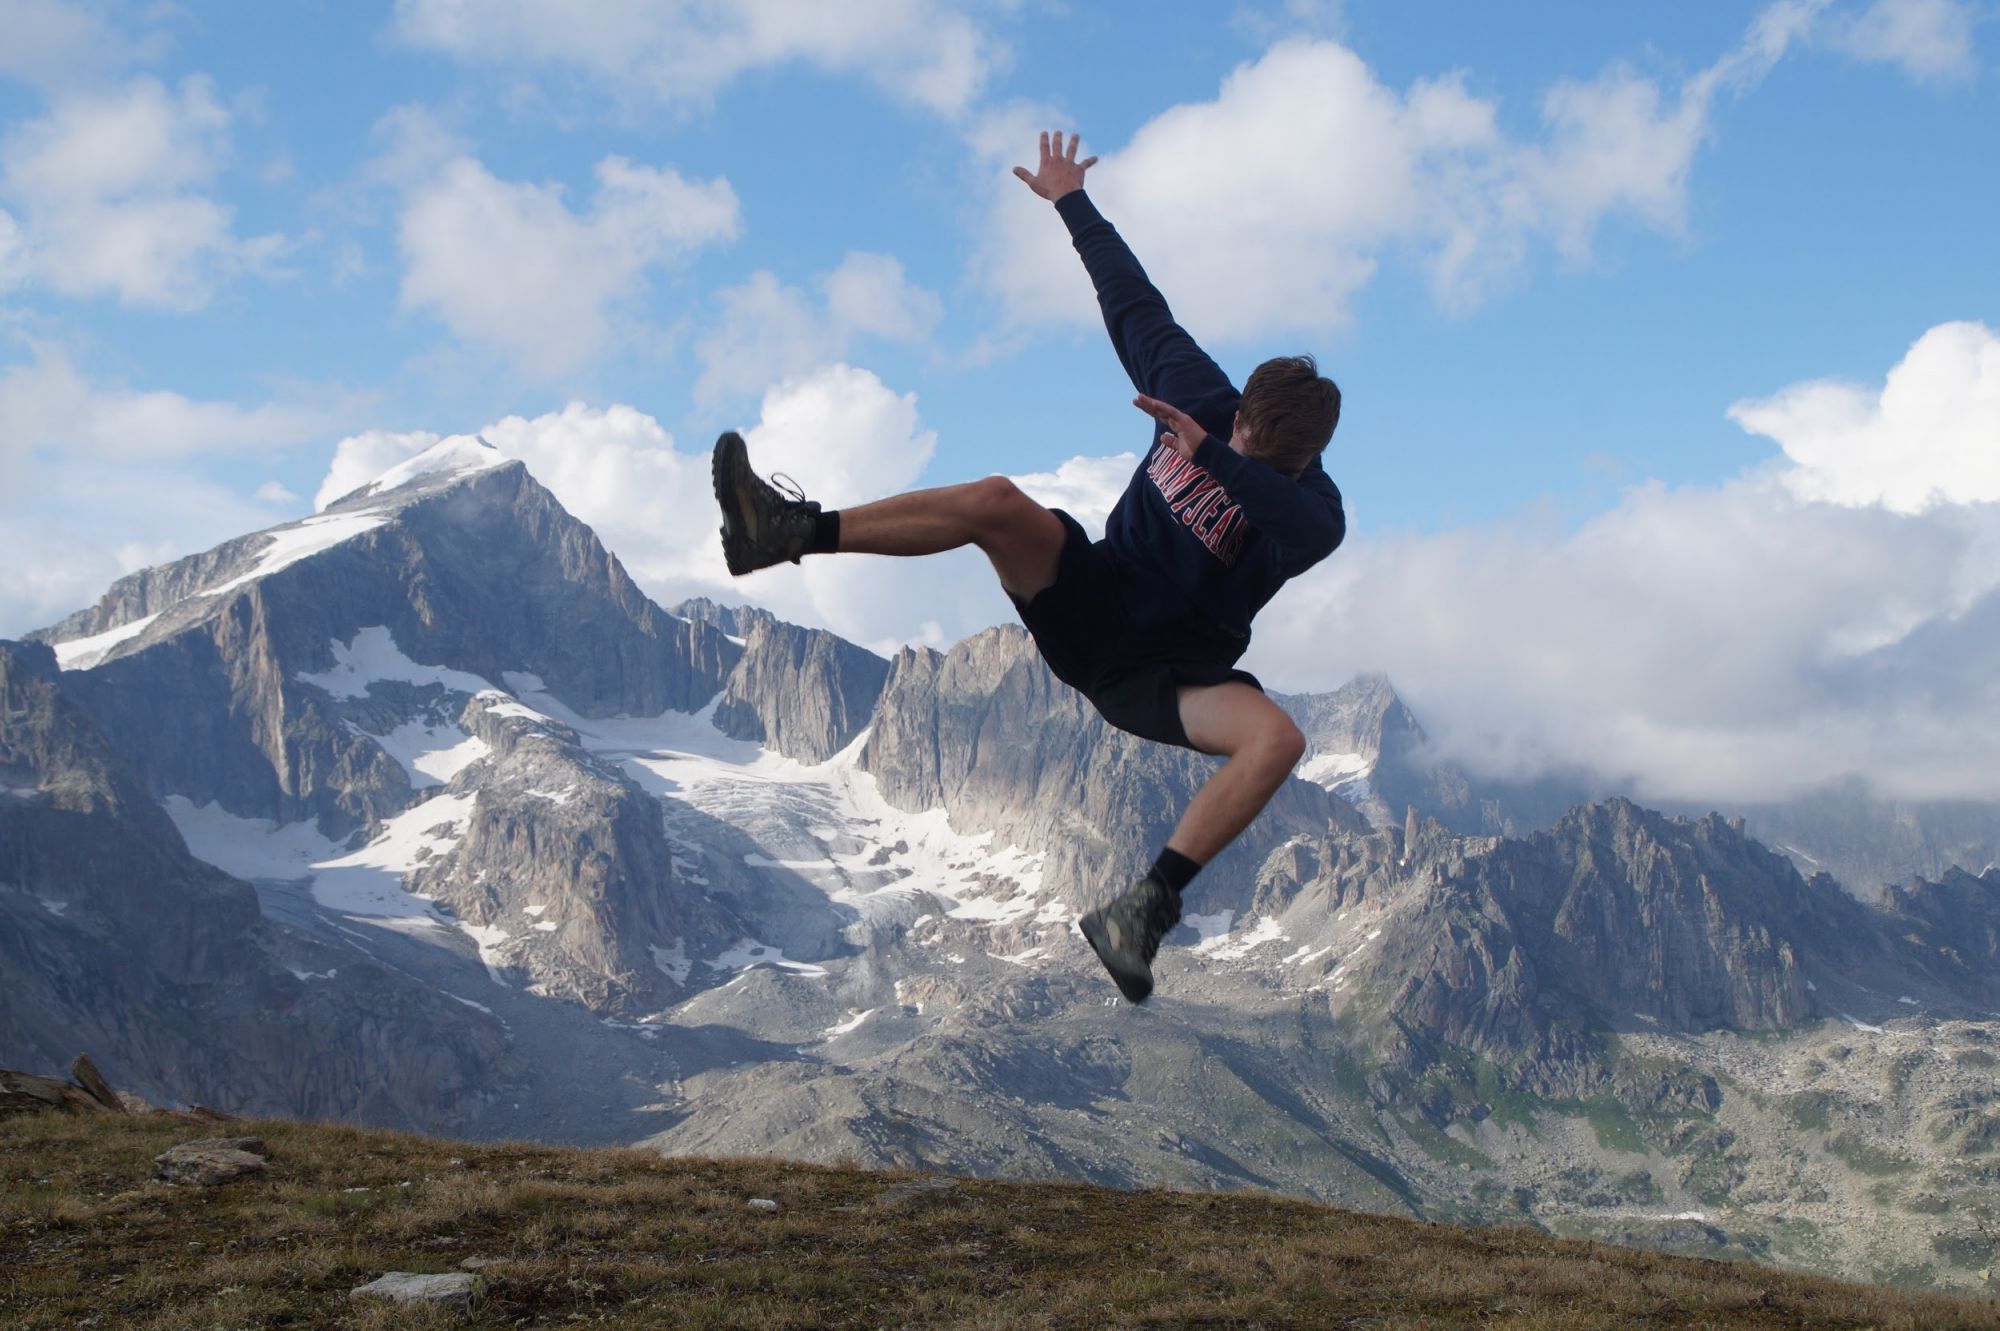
left=1191, top=434, right=1345, bottom=568
left=1055, top=190, right=1232, bottom=408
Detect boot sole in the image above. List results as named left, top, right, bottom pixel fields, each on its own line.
left=712, top=431, right=769, bottom=576
left=1079, top=908, right=1154, bottom=1004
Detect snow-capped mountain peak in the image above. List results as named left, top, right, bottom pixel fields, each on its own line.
left=326, top=434, right=510, bottom=511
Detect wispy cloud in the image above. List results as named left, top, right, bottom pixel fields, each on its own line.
left=1828, top=0, right=1984, bottom=84
left=390, top=0, right=1002, bottom=118
left=695, top=252, right=942, bottom=407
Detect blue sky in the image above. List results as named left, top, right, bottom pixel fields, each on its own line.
left=5, top=0, right=1999, bottom=801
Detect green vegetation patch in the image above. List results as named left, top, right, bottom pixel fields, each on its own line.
left=1828, top=1130, right=1917, bottom=1177
left=1784, top=1089, right=1839, bottom=1132
left=1578, top=1095, right=1647, bottom=1154
left=1389, top=1113, right=1493, bottom=1171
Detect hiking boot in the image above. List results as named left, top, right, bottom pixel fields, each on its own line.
left=1078, top=875, right=1181, bottom=1003
left=713, top=431, right=822, bottom=576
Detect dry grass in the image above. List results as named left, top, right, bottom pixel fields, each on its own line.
left=2, top=1110, right=1997, bottom=1329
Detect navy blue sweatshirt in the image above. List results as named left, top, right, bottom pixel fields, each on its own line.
left=1056, top=190, right=1345, bottom=661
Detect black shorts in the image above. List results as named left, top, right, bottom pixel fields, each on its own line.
left=1007, top=509, right=1262, bottom=752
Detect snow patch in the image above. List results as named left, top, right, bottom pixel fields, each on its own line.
left=207, top=512, right=389, bottom=597
left=1199, top=915, right=1287, bottom=960
left=459, top=923, right=515, bottom=986
left=1839, top=1012, right=1885, bottom=1034
left=53, top=613, right=159, bottom=671
left=480, top=687, right=552, bottom=719
left=823, top=1008, right=875, bottom=1038
left=1183, top=909, right=1234, bottom=943
left=164, top=797, right=339, bottom=882
left=1298, top=750, right=1371, bottom=789
left=521, top=685, right=1053, bottom=928
left=444, top=991, right=494, bottom=1014
left=368, top=719, right=489, bottom=788
left=297, top=626, right=495, bottom=699
left=286, top=967, right=337, bottom=981
left=311, top=792, right=475, bottom=919
left=650, top=941, right=691, bottom=985
left=708, top=939, right=828, bottom=977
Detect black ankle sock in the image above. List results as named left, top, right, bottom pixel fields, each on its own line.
left=808, top=510, right=841, bottom=554
left=1149, top=847, right=1201, bottom=897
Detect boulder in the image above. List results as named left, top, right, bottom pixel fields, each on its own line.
left=68, top=1054, right=126, bottom=1112
left=154, top=1141, right=267, bottom=1186
left=350, top=1272, right=484, bottom=1310
left=0, top=1069, right=108, bottom=1116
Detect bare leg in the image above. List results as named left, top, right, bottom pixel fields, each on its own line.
left=836, top=474, right=1067, bottom=601
left=1167, top=682, right=1307, bottom=864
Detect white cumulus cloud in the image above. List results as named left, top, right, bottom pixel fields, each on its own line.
left=1731, top=321, right=2000, bottom=513
left=391, top=0, right=999, bottom=117
left=1240, top=321, right=2000, bottom=803
left=1008, top=451, right=1137, bottom=539
left=739, top=364, right=936, bottom=509
left=0, top=76, right=281, bottom=309
left=976, top=4, right=1821, bottom=338
left=396, top=151, right=740, bottom=377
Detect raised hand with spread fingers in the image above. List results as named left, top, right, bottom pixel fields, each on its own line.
left=1012, top=130, right=1098, bottom=202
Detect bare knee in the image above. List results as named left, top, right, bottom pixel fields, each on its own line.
left=1251, top=716, right=1307, bottom=775
left=963, top=474, right=1037, bottom=537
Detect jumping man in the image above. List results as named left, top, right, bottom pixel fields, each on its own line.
left=712, top=130, right=1344, bottom=1003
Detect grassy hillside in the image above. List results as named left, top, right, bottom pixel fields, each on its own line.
left=3, top=1110, right=1998, bottom=1329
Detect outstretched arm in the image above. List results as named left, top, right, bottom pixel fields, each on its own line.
left=1014, top=131, right=1233, bottom=421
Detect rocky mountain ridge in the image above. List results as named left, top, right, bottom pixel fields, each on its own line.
left=7, top=438, right=1997, bottom=1291
left=0, top=638, right=516, bottom=1130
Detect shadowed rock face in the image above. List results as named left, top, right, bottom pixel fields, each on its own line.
left=0, top=640, right=516, bottom=1128
left=1472, top=801, right=1823, bottom=1033
left=1878, top=866, right=2000, bottom=1006
left=1272, top=800, right=1930, bottom=1099
left=36, top=459, right=738, bottom=835
left=711, top=616, right=890, bottom=764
